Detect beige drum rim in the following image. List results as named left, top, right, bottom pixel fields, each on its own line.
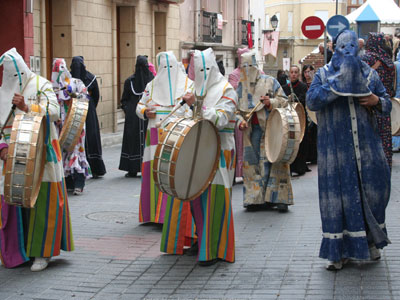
left=153, top=118, right=221, bottom=201
left=4, top=114, right=46, bottom=208
left=306, top=106, right=317, bottom=125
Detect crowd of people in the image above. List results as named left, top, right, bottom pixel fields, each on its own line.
left=0, top=28, right=397, bottom=272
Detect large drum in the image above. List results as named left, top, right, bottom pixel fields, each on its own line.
left=59, top=97, right=88, bottom=152
left=4, top=114, right=46, bottom=208
left=153, top=118, right=221, bottom=201
left=265, top=107, right=301, bottom=164
left=391, top=98, right=400, bottom=136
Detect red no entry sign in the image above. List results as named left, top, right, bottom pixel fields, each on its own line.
left=301, top=16, right=325, bottom=39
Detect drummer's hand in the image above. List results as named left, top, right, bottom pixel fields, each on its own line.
left=359, top=94, right=379, bottom=107
left=239, top=120, right=249, bottom=131
left=145, top=109, right=156, bottom=119
left=260, top=95, right=271, bottom=108
left=0, top=147, right=8, bottom=161
left=183, top=92, right=195, bottom=106
left=12, top=93, right=28, bottom=112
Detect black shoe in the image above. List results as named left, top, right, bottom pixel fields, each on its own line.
left=185, top=242, right=198, bottom=256
left=125, top=172, right=137, bottom=178
left=277, top=204, right=289, bottom=212
left=306, top=168, right=312, bottom=172
left=245, top=204, right=262, bottom=211
left=198, top=258, right=218, bottom=267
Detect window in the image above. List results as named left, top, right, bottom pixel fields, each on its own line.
left=288, top=12, right=293, bottom=32
left=265, top=14, right=270, bottom=30
left=315, top=10, right=329, bottom=24
left=358, top=0, right=364, bottom=4
left=351, top=0, right=357, bottom=4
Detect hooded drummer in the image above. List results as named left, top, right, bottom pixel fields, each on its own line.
left=180, top=48, right=237, bottom=266
left=136, top=51, right=193, bottom=224
left=237, top=50, right=293, bottom=212
left=0, top=48, right=74, bottom=271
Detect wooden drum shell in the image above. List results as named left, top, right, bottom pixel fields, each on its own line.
left=265, top=107, right=301, bottom=164
left=4, top=114, right=46, bottom=208
left=59, top=98, right=88, bottom=152
left=153, top=118, right=221, bottom=201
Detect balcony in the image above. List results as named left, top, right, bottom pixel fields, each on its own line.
left=241, top=20, right=254, bottom=46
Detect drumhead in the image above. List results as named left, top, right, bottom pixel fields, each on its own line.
left=174, top=119, right=220, bottom=200
left=391, top=98, right=400, bottom=135
left=293, top=103, right=306, bottom=142
left=265, top=109, right=284, bottom=163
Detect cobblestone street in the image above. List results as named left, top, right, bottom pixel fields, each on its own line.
left=1, top=144, right=400, bottom=300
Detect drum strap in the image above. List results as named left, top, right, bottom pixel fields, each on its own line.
left=348, top=97, right=390, bottom=246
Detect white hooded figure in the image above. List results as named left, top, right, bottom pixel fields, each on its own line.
left=135, top=51, right=194, bottom=224
left=0, top=48, right=73, bottom=271
left=174, top=48, right=237, bottom=264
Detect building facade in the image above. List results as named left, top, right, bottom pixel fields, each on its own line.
left=1, top=0, right=183, bottom=133
left=263, top=0, right=347, bottom=75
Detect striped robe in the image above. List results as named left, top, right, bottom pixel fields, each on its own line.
left=0, top=75, right=74, bottom=268
left=161, top=83, right=237, bottom=263
left=136, top=78, right=193, bottom=224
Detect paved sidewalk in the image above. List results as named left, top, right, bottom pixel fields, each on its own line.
left=1, top=145, right=400, bottom=300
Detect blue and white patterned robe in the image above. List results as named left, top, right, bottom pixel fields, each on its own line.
left=306, top=63, right=391, bottom=262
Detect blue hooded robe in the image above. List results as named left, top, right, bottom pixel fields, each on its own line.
left=306, top=30, right=391, bottom=262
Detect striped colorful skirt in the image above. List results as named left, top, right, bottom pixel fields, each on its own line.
left=190, top=184, right=235, bottom=263
left=160, top=198, right=196, bottom=254
left=0, top=179, right=74, bottom=268
left=139, top=127, right=170, bottom=223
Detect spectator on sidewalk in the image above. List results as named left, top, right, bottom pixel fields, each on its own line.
left=70, top=56, right=106, bottom=178
left=307, top=30, right=391, bottom=270
left=52, top=58, right=91, bottom=195
left=119, top=56, right=154, bottom=178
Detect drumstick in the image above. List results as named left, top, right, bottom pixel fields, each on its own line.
left=245, top=100, right=264, bottom=123
left=155, top=100, right=186, bottom=128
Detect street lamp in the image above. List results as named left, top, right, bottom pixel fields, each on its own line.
left=270, top=15, right=278, bottom=30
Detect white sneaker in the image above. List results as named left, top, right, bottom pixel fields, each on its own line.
left=369, top=245, right=381, bottom=260
left=31, top=257, right=50, bottom=272
left=326, top=260, right=343, bottom=270
left=73, top=188, right=83, bottom=195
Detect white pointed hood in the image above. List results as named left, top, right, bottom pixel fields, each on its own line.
left=0, top=48, right=33, bottom=125
left=151, top=51, right=188, bottom=106
left=193, top=48, right=227, bottom=107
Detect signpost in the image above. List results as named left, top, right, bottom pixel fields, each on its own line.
left=326, top=15, right=350, bottom=38
left=301, top=16, right=325, bottom=39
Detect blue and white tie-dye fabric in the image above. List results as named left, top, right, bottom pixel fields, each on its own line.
left=306, top=31, right=392, bottom=262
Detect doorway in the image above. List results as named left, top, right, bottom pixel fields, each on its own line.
left=154, top=12, right=167, bottom=58
left=117, top=6, right=136, bottom=107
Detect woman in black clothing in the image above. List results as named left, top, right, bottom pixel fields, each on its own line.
left=70, top=56, right=106, bottom=178
left=119, top=56, right=154, bottom=177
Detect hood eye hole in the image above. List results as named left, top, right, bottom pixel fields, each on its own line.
left=164, top=66, right=167, bottom=68
left=14, top=74, right=18, bottom=77
left=170, top=66, right=173, bottom=68
left=21, top=72, right=24, bottom=75
left=206, top=67, right=210, bottom=70
left=200, top=68, right=204, bottom=72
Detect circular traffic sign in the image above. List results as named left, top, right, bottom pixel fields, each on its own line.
left=301, top=16, right=325, bottom=39
left=326, top=15, right=350, bottom=38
